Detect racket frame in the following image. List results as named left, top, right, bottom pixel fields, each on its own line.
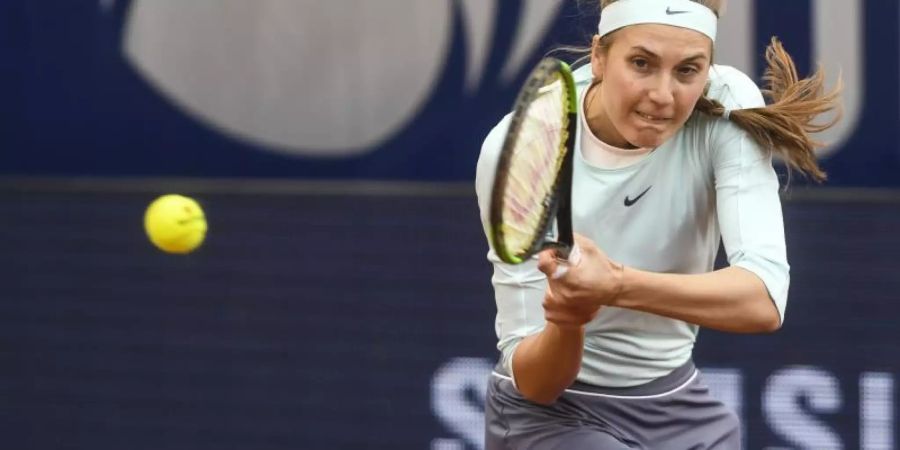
left=489, top=58, right=578, bottom=264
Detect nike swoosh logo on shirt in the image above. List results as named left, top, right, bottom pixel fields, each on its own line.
left=624, top=186, right=652, bottom=207
left=666, top=7, right=690, bottom=15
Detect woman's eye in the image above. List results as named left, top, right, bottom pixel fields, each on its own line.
left=632, top=58, right=649, bottom=70
left=679, top=66, right=698, bottom=76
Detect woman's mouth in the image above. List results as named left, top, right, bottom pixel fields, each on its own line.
left=636, top=112, right=670, bottom=123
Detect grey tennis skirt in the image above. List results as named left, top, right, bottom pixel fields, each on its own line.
left=485, top=360, right=740, bottom=449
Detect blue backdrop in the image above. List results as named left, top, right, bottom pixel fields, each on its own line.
left=2, top=2, right=899, bottom=449
left=1, top=0, right=898, bottom=185
left=1, top=188, right=898, bottom=449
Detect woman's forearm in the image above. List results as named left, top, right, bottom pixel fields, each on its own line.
left=511, top=323, right=584, bottom=405
left=611, top=266, right=781, bottom=333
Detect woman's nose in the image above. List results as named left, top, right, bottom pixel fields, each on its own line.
left=647, top=75, right=675, bottom=106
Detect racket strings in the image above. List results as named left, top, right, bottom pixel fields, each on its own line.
left=501, top=79, right=569, bottom=251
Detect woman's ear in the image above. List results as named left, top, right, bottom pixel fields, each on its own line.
left=590, top=35, right=605, bottom=82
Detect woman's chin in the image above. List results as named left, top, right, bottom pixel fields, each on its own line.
left=626, top=129, right=673, bottom=148
left=627, top=135, right=664, bottom=149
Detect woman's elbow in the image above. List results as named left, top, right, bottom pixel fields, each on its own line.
left=750, top=301, right=782, bottom=333
left=757, top=312, right=782, bottom=333
left=731, top=297, right=782, bottom=334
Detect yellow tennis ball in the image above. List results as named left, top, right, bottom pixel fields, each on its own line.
left=144, top=194, right=207, bottom=254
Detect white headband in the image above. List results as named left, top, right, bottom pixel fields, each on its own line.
left=598, top=0, right=718, bottom=42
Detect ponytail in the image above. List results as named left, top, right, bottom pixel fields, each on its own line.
left=695, top=37, right=842, bottom=182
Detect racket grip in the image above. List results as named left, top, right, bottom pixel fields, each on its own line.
left=551, top=244, right=582, bottom=279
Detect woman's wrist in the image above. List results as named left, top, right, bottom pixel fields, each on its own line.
left=609, top=260, right=626, bottom=304
left=545, top=320, right=586, bottom=333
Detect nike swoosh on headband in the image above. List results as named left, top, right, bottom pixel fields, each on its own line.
left=666, top=7, right=690, bottom=15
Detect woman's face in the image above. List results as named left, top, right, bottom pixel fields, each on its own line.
left=588, top=24, right=712, bottom=148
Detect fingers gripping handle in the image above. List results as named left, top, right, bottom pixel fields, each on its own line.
left=551, top=244, right=582, bottom=279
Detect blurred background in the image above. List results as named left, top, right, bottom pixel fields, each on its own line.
left=0, top=1, right=897, bottom=449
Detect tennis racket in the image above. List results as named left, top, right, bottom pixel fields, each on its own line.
left=488, top=58, right=580, bottom=270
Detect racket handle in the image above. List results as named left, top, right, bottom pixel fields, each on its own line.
left=551, top=244, right=581, bottom=279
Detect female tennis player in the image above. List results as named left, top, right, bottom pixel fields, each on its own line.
left=474, top=0, right=841, bottom=448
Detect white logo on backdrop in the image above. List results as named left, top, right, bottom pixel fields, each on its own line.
left=120, top=0, right=563, bottom=157
left=431, top=358, right=895, bottom=450
left=114, top=0, right=860, bottom=159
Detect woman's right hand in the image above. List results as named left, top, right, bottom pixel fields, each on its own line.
left=537, top=234, right=625, bottom=328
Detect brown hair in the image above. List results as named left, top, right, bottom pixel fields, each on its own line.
left=695, top=38, right=840, bottom=182
left=572, top=0, right=841, bottom=182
